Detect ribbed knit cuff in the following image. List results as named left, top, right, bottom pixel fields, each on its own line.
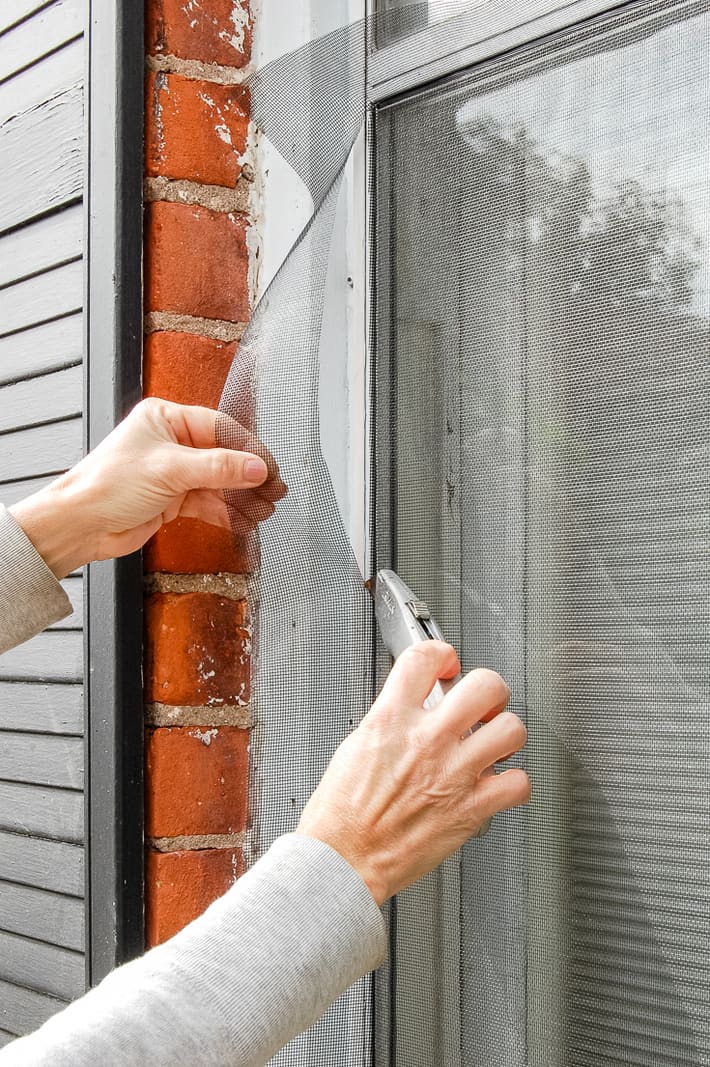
left=0, top=505, right=72, bottom=654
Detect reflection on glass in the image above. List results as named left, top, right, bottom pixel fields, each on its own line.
left=376, top=2, right=710, bottom=1064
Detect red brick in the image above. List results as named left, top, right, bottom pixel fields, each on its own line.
left=146, top=846, right=244, bottom=947
left=146, top=725, right=249, bottom=836
left=144, top=331, right=237, bottom=408
left=145, top=201, right=249, bottom=322
left=147, top=0, right=252, bottom=68
left=145, top=517, right=249, bottom=575
left=146, top=72, right=249, bottom=186
left=145, top=592, right=250, bottom=706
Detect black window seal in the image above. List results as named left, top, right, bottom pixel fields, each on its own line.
left=84, top=0, right=145, bottom=986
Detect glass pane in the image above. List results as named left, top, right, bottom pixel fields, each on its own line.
left=375, top=1, right=710, bottom=1064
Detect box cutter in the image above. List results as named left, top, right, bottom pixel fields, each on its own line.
left=366, top=568, right=492, bottom=836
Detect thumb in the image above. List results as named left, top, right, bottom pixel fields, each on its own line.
left=171, top=445, right=269, bottom=491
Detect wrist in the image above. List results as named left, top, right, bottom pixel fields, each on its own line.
left=9, top=476, right=98, bottom=579
left=294, top=825, right=389, bottom=907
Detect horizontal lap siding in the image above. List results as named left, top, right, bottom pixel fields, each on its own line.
left=0, top=0, right=86, bottom=1040
left=0, top=978, right=67, bottom=1036
left=0, top=314, right=83, bottom=387
left=0, top=782, right=83, bottom=843
left=0, top=883, right=83, bottom=950
left=0, top=84, right=83, bottom=233
left=0, top=203, right=82, bottom=287
left=0, top=682, right=83, bottom=734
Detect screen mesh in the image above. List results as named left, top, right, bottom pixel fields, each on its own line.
left=217, top=17, right=377, bottom=1064
left=214, top=1, right=710, bottom=1064
left=375, top=0, right=489, bottom=47
left=375, top=1, right=710, bottom=1064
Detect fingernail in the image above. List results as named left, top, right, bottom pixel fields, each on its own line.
left=245, top=458, right=268, bottom=483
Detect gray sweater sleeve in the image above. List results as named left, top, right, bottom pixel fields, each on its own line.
left=0, top=507, right=386, bottom=1062
left=1, top=834, right=387, bottom=1066
left=0, top=504, right=72, bottom=653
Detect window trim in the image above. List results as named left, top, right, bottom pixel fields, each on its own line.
left=367, top=0, right=642, bottom=101
left=84, top=0, right=145, bottom=986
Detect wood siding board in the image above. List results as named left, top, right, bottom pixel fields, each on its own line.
left=0, top=928, right=84, bottom=1000
left=0, top=314, right=82, bottom=386
left=0, top=416, right=83, bottom=483
left=0, top=882, right=83, bottom=951
left=0, top=260, right=82, bottom=339
left=0, top=733, right=83, bottom=789
left=0, top=84, right=83, bottom=234
left=0, top=782, right=83, bottom=843
left=0, top=682, right=83, bottom=735
left=0, top=631, right=83, bottom=684
left=0, top=38, right=83, bottom=127
left=0, top=204, right=82, bottom=288
left=0, top=830, right=83, bottom=896
left=0, top=0, right=84, bottom=83
left=0, top=2, right=57, bottom=36
left=0, top=0, right=88, bottom=1033
left=0, top=365, right=83, bottom=434
left=0, top=979, right=67, bottom=1035
left=0, top=475, right=56, bottom=507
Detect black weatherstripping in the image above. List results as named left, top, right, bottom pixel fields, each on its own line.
left=84, top=0, right=145, bottom=985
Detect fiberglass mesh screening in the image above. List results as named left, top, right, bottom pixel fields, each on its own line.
left=216, top=1, right=710, bottom=1064
left=217, top=17, right=376, bottom=1065
left=376, top=1, right=710, bottom=1064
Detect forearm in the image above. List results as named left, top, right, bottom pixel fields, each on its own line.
left=0, top=835, right=386, bottom=1067
left=0, top=504, right=72, bottom=654
left=8, top=478, right=95, bottom=580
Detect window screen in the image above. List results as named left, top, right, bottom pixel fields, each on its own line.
left=375, top=1, right=710, bottom=1063
left=375, top=0, right=490, bottom=47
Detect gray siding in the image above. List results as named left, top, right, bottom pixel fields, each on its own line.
left=0, top=0, right=86, bottom=1040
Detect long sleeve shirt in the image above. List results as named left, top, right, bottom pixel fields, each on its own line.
left=0, top=504, right=386, bottom=1065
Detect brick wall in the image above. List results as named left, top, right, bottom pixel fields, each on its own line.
left=143, top=0, right=255, bottom=948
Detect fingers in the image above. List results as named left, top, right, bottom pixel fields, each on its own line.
left=254, top=473, right=289, bottom=503
left=215, top=411, right=288, bottom=499
left=177, top=489, right=231, bottom=528
left=462, top=712, right=527, bottom=776
left=173, top=445, right=269, bottom=491
left=137, top=400, right=288, bottom=499
left=472, top=767, right=531, bottom=820
left=377, top=641, right=461, bottom=710
left=141, top=399, right=221, bottom=449
left=433, top=667, right=511, bottom=740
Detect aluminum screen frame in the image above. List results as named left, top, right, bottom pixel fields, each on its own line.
left=368, top=0, right=648, bottom=101
left=372, top=0, right=710, bottom=1063
left=211, top=0, right=710, bottom=1063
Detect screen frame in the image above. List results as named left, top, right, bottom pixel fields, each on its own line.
left=368, top=0, right=646, bottom=101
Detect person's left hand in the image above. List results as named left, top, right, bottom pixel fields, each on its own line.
left=10, top=398, right=287, bottom=578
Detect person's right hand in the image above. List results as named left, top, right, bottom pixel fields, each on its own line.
left=296, top=642, right=530, bottom=905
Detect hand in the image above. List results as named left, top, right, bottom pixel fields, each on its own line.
left=296, top=642, right=530, bottom=905
left=9, top=398, right=287, bottom=578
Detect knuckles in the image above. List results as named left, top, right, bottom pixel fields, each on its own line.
left=399, top=641, right=453, bottom=666
left=395, top=641, right=459, bottom=681
left=468, top=666, right=511, bottom=708
left=496, top=710, right=527, bottom=748
left=209, top=450, right=240, bottom=487
left=134, top=395, right=173, bottom=424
